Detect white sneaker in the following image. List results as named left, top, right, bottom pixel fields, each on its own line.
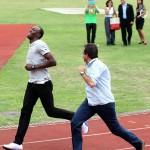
left=3, top=142, right=23, bottom=150
left=82, top=122, right=89, bottom=134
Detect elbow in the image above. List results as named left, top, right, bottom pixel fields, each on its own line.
left=52, top=61, right=57, bottom=66
left=48, top=60, right=57, bottom=67
left=52, top=61, right=57, bottom=67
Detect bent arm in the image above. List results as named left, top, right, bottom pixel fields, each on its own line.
left=42, top=52, right=56, bottom=68
left=25, top=52, right=56, bottom=71
left=79, top=66, right=96, bottom=88
left=80, top=73, right=96, bottom=88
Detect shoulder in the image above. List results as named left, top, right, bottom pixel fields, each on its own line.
left=96, top=59, right=107, bottom=69
left=36, top=39, right=47, bottom=46
left=142, top=4, right=146, bottom=9
left=118, top=4, right=122, bottom=8
left=35, top=40, right=50, bottom=52
left=118, top=4, right=122, bottom=11
left=35, top=40, right=49, bottom=49
left=128, top=3, right=133, bottom=8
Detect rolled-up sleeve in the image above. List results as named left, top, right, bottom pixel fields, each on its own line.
left=37, top=41, right=50, bottom=55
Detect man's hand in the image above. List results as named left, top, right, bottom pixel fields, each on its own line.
left=78, top=65, right=96, bottom=88
left=25, top=64, right=35, bottom=71
left=78, top=65, right=86, bottom=73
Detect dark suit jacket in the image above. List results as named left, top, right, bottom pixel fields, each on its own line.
left=118, top=3, right=134, bottom=23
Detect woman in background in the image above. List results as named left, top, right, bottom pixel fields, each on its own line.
left=104, top=0, right=117, bottom=45
left=85, top=1, right=99, bottom=43
left=135, top=0, right=147, bottom=45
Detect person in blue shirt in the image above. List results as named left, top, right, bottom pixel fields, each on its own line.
left=71, top=43, right=144, bottom=150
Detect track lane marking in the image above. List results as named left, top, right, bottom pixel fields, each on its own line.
left=116, top=144, right=150, bottom=150
left=1, top=126, right=150, bottom=147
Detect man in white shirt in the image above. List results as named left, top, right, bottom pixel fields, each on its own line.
left=71, top=43, right=144, bottom=150
left=3, top=25, right=88, bottom=150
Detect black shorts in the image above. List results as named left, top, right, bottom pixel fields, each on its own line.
left=136, top=18, right=144, bottom=30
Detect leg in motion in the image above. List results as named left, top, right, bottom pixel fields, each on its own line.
left=71, top=99, right=94, bottom=150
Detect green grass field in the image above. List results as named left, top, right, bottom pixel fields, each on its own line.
left=0, top=0, right=150, bottom=126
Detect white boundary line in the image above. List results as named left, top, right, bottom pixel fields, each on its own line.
left=116, top=144, right=150, bottom=150
left=1, top=126, right=150, bottom=147
left=41, top=8, right=105, bottom=15
left=0, top=111, right=149, bottom=130
left=41, top=8, right=149, bottom=18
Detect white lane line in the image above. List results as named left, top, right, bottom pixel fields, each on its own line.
left=0, top=122, right=70, bottom=131
left=145, top=124, right=150, bottom=127
left=41, top=8, right=105, bottom=15
left=128, top=121, right=136, bottom=124
left=116, top=144, right=150, bottom=150
left=0, top=126, right=150, bottom=147
left=0, top=111, right=149, bottom=130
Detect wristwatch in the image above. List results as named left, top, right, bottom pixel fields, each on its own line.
left=80, top=71, right=85, bottom=76
left=31, top=65, right=36, bottom=69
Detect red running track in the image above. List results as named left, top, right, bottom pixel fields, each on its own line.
left=0, top=112, right=150, bottom=150
left=0, top=24, right=33, bottom=69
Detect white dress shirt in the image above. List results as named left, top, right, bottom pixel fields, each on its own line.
left=85, top=58, right=115, bottom=106
left=122, top=3, right=127, bottom=19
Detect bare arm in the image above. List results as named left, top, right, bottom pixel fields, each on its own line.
left=25, top=52, right=56, bottom=71
left=105, top=7, right=109, bottom=15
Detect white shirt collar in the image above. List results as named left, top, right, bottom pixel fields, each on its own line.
left=87, top=58, right=98, bottom=66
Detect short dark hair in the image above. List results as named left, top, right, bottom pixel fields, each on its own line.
left=38, top=26, right=44, bottom=39
left=84, top=43, right=98, bottom=59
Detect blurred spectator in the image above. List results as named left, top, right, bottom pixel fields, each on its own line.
left=135, top=0, right=147, bottom=45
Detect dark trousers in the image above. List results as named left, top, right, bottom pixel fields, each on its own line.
left=71, top=99, right=143, bottom=150
left=105, top=17, right=115, bottom=45
left=14, top=80, right=74, bottom=144
left=120, top=19, right=132, bottom=45
left=86, top=23, right=96, bottom=43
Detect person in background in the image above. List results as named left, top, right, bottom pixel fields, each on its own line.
left=71, top=43, right=144, bottom=150
left=135, top=0, right=147, bottom=45
left=85, top=1, right=99, bottom=43
left=104, top=0, right=117, bottom=45
left=2, top=25, right=88, bottom=150
left=118, top=0, right=134, bottom=46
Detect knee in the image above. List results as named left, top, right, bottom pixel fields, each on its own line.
left=46, top=108, right=55, bottom=117
left=109, top=125, right=125, bottom=136
left=20, top=108, right=33, bottom=120
left=21, top=107, right=32, bottom=115
left=71, top=118, right=77, bottom=129
left=110, top=127, right=119, bottom=135
left=71, top=118, right=82, bottom=132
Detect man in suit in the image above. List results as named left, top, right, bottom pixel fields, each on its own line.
left=118, top=0, right=134, bottom=46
